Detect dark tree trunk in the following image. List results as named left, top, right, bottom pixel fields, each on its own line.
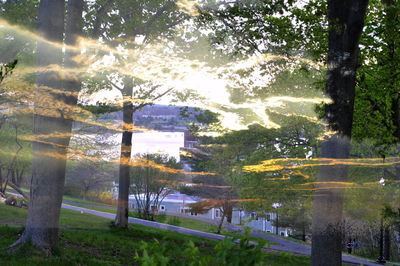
left=8, top=0, right=83, bottom=253
left=311, top=1, right=369, bottom=265
left=115, top=78, right=134, bottom=228
left=9, top=0, right=66, bottom=252
left=384, top=226, right=390, bottom=260
left=65, top=0, right=84, bottom=68
left=312, top=137, right=351, bottom=266
left=11, top=169, right=15, bottom=184
left=217, top=210, right=226, bottom=234
left=224, top=202, right=233, bottom=223
left=276, top=212, right=279, bottom=235
left=392, top=97, right=400, bottom=140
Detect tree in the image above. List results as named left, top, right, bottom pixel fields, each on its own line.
left=82, top=0, right=188, bottom=228
left=8, top=0, right=82, bottom=253
left=0, top=114, right=31, bottom=199
left=130, top=154, right=182, bottom=221
left=183, top=174, right=235, bottom=234
left=275, top=202, right=312, bottom=242
left=66, top=158, right=115, bottom=200
left=311, top=1, right=369, bottom=265
left=353, top=0, right=400, bottom=171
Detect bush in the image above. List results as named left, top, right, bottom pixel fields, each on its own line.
left=134, top=229, right=267, bottom=266
left=63, top=185, right=81, bottom=197
left=213, top=228, right=267, bottom=265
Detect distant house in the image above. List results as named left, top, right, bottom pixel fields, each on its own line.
left=232, top=211, right=291, bottom=237
left=129, top=191, right=236, bottom=221
left=184, top=131, right=199, bottom=149
left=128, top=191, right=290, bottom=236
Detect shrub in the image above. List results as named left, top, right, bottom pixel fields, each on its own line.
left=134, top=228, right=267, bottom=266
left=213, top=228, right=267, bottom=265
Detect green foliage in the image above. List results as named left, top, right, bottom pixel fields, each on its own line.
left=78, top=102, right=122, bottom=115
left=213, top=228, right=267, bottom=266
left=0, top=1, right=38, bottom=30
left=198, top=0, right=298, bottom=56
left=134, top=239, right=211, bottom=266
left=352, top=0, right=400, bottom=153
left=134, top=230, right=268, bottom=266
left=134, top=239, right=171, bottom=266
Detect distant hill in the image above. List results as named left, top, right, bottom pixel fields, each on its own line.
left=93, top=105, right=199, bottom=132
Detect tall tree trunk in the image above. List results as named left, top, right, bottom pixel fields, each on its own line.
left=397, top=209, right=400, bottom=255
left=9, top=0, right=66, bottom=252
left=311, top=1, right=369, bottom=265
left=275, top=211, right=279, bottom=235
left=311, top=137, right=351, bottom=266
left=8, top=0, right=83, bottom=252
left=217, top=210, right=226, bottom=234
left=384, top=226, right=390, bottom=260
left=115, top=78, right=134, bottom=228
left=224, top=201, right=233, bottom=223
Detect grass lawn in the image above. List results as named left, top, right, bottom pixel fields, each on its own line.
left=63, top=203, right=221, bottom=233
left=62, top=196, right=114, bottom=207
left=64, top=203, right=269, bottom=243
left=0, top=204, right=310, bottom=265
left=63, top=199, right=277, bottom=245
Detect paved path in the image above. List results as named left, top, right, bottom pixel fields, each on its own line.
left=62, top=204, right=383, bottom=266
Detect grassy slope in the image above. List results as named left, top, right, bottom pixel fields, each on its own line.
left=65, top=203, right=271, bottom=244
left=70, top=204, right=220, bottom=232
left=62, top=196, right=113, bottom=207
left=0, top=204, right=310, bottom=265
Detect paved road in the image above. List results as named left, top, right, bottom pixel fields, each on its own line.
left=62, top=204, right=383, bottom=266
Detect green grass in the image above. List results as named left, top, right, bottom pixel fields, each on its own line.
left=64, top=204, right=236, bottom=236
left=68, top=205, right=116, bottom=214
left=63, top=203, right=219, bottom=231
left=158, top=214, right=222, bottom=232
left=63, top=202, right=275, bottom=245
left=62, top=196, right=113, bottom=207
left=0, top=204, right=310, bottom=265
left=9, top=188, right=113, bottom=207
left=263, top=231, right=310, bottom=246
